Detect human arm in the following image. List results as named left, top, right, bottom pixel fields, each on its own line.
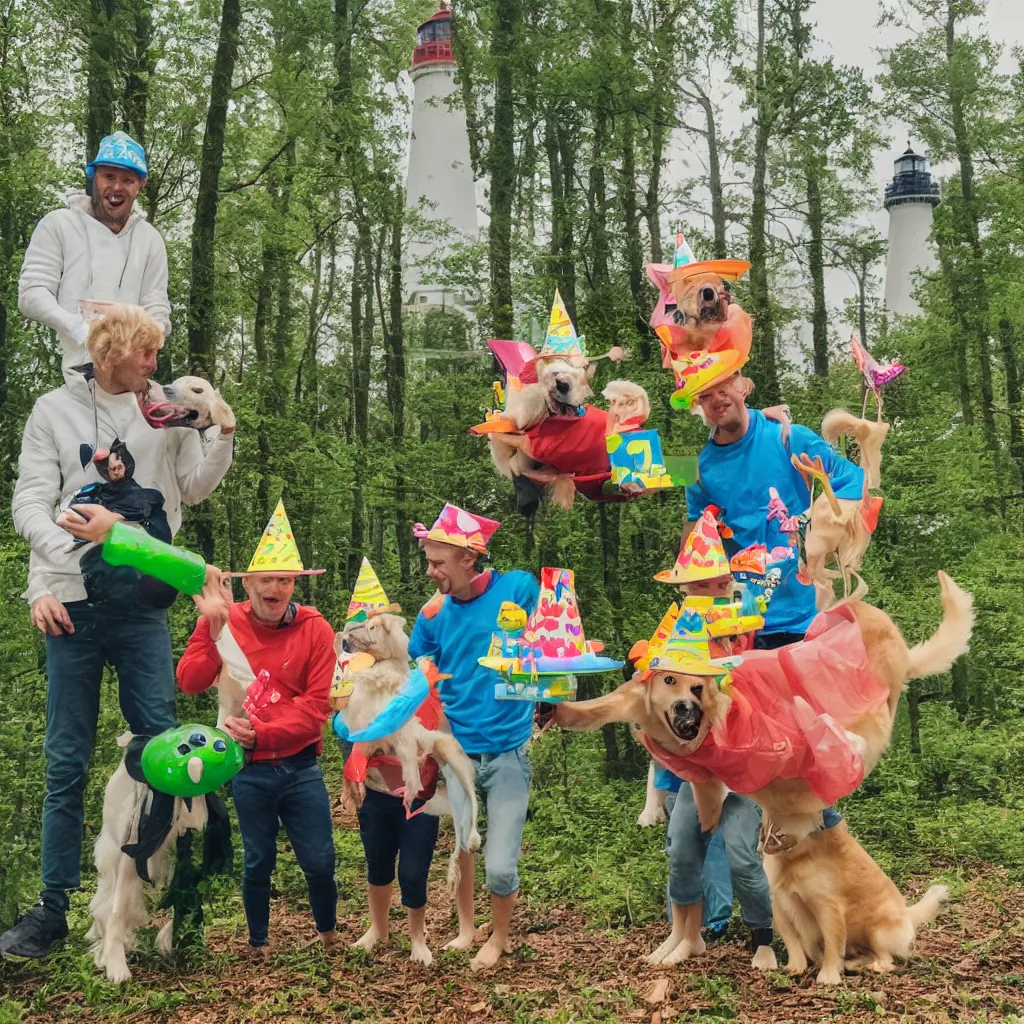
left=176, top=613, right=224, bottom=695
left=408, top=607, right=439, bottom=662
left=18, top=216, right=88, bottom=346
left=173, top=429, right=235, bottom=506
left=138, top=230, right=171, bottom=337
left=249, top=618, right=335, bottom=752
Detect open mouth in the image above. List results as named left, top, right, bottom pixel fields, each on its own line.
left=137, top=392, right=198, bottom=429
left=698, top=288, right=723, bottom=321
left=666, top=700, right=703, bottom=742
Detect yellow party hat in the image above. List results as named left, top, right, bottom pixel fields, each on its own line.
left=346, top=557, right=399, bottom=621
left=237, top=500, right=325, bottom=576
left=539, top=289, right=586, bottom=359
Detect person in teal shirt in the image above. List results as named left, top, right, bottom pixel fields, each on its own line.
left=687, top=373, right=864, bottom=646
left=408, top=503, right=539, bottom=972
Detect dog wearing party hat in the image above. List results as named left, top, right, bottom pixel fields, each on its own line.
left=486, top=289, right=649, bottom=514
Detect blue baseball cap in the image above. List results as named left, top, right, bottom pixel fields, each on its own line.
left=86, top=131, right=148, bottom=179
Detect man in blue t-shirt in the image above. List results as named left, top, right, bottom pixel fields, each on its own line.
left=408, top=503, right=539, bottom=971
left=687, top=373, right=864, bottom=648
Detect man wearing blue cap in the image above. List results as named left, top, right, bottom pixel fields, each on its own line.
left=19, top=132, right=170, bottom=366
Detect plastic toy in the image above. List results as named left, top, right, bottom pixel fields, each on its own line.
left=479, top=567, right=623, bottom=700
left=101, top=521, right=207, bottom=595
left=851, top=331, right=905, bottom=421
left=141, top=724, right=245, bottom=798
left=331, top=663, right=449, bottom=743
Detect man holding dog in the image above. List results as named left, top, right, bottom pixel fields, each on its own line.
left=408, top=503, right=540, bottom=971
left=19, top=131, right=170, bottom=367
left=177, top=503, right=339, bottom=953
left=0, top=304, right=233, bottom=959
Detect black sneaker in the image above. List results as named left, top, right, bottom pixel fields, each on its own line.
left=750, top=926, right=774, bottom=952
left=0, top=902, right=69, bottom=959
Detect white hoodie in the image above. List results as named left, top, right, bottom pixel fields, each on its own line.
left=11, top=364, right=233, bottom=606
left=18, top=193, right=171, bottom=366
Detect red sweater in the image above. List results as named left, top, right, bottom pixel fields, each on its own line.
left=176, top=603, right=336, bottom=761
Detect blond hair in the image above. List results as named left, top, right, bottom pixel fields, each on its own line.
left=87, top=303, right=164, bottom=368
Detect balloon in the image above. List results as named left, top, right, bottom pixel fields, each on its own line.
left=332, top=668, right=430, bottom=743
left=102, top=521, right=207, bottom=595
left=141, top=724, right=245, bottom=797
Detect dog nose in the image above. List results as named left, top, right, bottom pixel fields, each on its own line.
left=701, top=286, right=717, bottom=304
left=556, top=379, right=570, bottom=395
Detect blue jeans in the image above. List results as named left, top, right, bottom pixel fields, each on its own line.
left=666, top=783, right=772, bottom=929
left=664, top=788, right=732, bottom=931
left=357, top=787, right=439, bottom=909
left=231, top=756, right=337, bottom=945
left=447, top=742, right=532, bottom=897
left=41, top=601, right=176, bottom=911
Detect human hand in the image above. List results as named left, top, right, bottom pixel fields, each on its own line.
left=193, top=565, right=232, bottom=641
left=535, top=702, right=557, bottom=733
left=31, top=594, right=75, bottom=637
left=59, top=504, right=123, bottom=544
left=763, top=404, right=792, bottom=445
left=342, top=778, right=365, bottom=811
left=223, top=715, right=256, bottom=749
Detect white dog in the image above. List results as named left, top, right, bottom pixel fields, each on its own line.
left=86, top=736, right=209, bottom=983
left=138, top=376, right=236, bottom=432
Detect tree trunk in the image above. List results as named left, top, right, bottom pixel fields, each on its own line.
left=589, top=99, right=610, bottom=290
left=806, top=157, right=828, bottom=375
left=121, top=0, right=158, bottom=218
left=937, top=234, right=974, bottom=427
left=998, top=318, right=1024, bottom=487
left=696, top=89, right=727, bottom=260
left=546, top=116, right=577, bottom=320
left=186, top=0, right=241, bottom=377
left=619, top=99, right=646, bottom=343
left=488, top=0, right=518, bottom=339
left=950, top=660, right=969, bottom=720
left=86, top=0, right=118, bottom=166
left=747, top=0, right=779, bottom=404
left=907, top=678, right=921, bottom=755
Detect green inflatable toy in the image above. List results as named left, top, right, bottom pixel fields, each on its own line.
left=141, top=724, right=245, bottom=797
left=101, top=521, right=207, bottom=596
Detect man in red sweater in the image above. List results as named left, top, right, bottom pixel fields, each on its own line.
left=176, top=502, right=338, bottom=952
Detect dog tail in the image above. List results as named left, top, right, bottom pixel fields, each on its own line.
left=447, top=849, right=461, bottom=894
left=821, top=408, right=877, bottom=446
left=906, top=883, right=950, bottom=928
left=906, top=572, right=974, bottom=680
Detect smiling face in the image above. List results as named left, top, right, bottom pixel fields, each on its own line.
left=242, top=574, right=296, bottom=623
left=91, top=165, right=146, bottom=230
left=696, top=373, right=748, bottom=435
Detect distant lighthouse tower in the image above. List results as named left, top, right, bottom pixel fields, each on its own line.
left=882, top=144, right=941, bottom=318
left=404, top=3, right=478, bottom=310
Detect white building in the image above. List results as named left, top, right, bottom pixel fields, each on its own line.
left=404, top=4, right=479, bottom=311
left=882, top=145, right=941, bottom=318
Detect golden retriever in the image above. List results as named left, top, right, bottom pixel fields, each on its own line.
left=554, top=572, right=973, bottom=841
left=764, top=819, right=949, bottom=985
left=341, top=613, right=481, bottom=850
left=138, top=376, right=236, bottom=432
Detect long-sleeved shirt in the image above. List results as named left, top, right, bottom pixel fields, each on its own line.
left=11, top=364, right=233, bottom=604
left=19, top=193, right=171, bottom=367
left=177, top=602, right=335, bottom=761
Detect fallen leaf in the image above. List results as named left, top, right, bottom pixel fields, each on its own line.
left=468, top=1001, right=488, bottom=1013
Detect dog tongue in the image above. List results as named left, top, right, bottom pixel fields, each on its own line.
left=136, top=393, right=190, bottom=429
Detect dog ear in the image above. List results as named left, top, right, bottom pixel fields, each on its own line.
left=333, top=632, right=344, bottom=658
left=585, top=362, right=598, bottom=383
left=211, top=390, right=236, bottom=430
left=699, top=676, right=731, bottom=728
left=554, top=678, right=646, bottom=732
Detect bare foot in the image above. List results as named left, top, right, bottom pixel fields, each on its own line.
left=662, top=935, right=706, bottom=965
left=410, top=941, right=434, bottom=966
left=647, top=933, right=683, bottom=965
left=444, top=929, right=477, bottom=951
left=318, top=929, right=342, bottom=953
left=470, top=936, right=506, bottom=972
left=352, top=925, right=386, bottom=954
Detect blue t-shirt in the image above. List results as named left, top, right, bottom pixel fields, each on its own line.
left=653, top=765, right=683, bottom=793
left=408, top=570, right=541, bottom=755
left=685, top=410, right=864, bottom=637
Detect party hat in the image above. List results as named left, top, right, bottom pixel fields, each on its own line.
left=538, top=289, right=586, bottom=359
left=672, top=231, right=698, bottom=270
left=669, top=348, right=747, bottom=410
left=413, top=503, right=501, bottom=555
left=346, top=557, right=398, bottom=622
left=665, top=229, right=751, bottom=286
left=655, top=509, right=730, bottom=585
left=629, top=603, right=680, bottom=672
left=239, top=500, right=324, bottom=576
left=649, top=604, right=740, bottom=677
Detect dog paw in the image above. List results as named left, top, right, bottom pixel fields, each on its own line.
left=155, top=921, right=173, bottom=958
left=104, top=951, right=132, bottom=984
left=662, top=936, right=706, bottom=965
left=751, top=945, right=778, bottom=971
left=410, top=942, right=434, bottom=967
left=646, top=935, right=681, bottom=964
left=636, top=807, right=666, bottom=827
left=867, top=957, right=894, bottom=974
left=467, top=829, right=482, bottom=852
left=815, top=965, right=844, bottom=986
left=786, top=955, right=809, bottom=975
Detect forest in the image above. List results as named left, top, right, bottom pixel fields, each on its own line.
left=1, top=0, right=1023, bottom=1020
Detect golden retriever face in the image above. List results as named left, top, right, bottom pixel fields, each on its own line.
left=554, top=670, right=729, bottom=755
left=671, top=272, right=730, bottom=327
left=535, top=356, right=595, bottom=414
left=139, top=375, right=235, bottom=430
left=343, top=612, right=409, bottom=663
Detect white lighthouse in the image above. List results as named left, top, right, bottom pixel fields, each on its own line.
left=404, top=4, right=479, bottom=310
left=882, top=145, right=941, bottom=318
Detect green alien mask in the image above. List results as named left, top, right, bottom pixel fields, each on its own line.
left=141, top=723, right=245, bottom=797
